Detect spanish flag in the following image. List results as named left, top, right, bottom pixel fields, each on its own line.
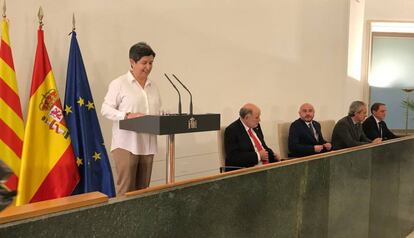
left=16, top=24, right=79, bottom=205
left=0, top=17, right=23, bottom=190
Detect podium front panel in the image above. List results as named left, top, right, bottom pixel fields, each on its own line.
left=119, top=114, right=220, bottom=135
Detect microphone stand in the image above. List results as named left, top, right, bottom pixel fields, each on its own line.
left=172, top=74, right=193, bottom=115
left=164, top=73, right=182, bottom=115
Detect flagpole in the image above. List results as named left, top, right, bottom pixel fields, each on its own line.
left=37, top=6, right=43, bottom=26
left=72, top=13, right=76, bottom=31
left=2, top=0, right=6, bottom=18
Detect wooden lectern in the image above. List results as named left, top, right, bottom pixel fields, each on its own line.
left=119, top=114, right=220, bottom=184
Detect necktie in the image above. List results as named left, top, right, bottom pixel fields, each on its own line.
left=248, top=128, right=264, bottom=151
left=247, top=128, right=268, bottom=164
left=378, top=121, right=384, bottom=138
left=354, top=123, right=360, bottom=137
left=308, top=123, right=318, bottom=141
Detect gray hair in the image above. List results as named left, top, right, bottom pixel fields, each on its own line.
left=239, top=107, right=252, bottom=119
left=348, top=101, right=366, bottom=116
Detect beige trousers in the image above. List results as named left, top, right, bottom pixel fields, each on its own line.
left=111, top=148, right=154, bottom=196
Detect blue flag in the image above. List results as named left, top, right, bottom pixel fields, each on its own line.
left=64, top=31, right=115, bottom=197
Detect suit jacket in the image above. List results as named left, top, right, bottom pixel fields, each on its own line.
left=362, top=115, right=397, bottom=141
left=332, top=116, right=371, bottom=150
left=224, top=119, right=276, bottom=171
left=288, top=119, right=328, bottom=157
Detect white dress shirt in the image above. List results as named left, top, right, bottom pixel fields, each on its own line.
left=101, top=71, right=161, bottom=155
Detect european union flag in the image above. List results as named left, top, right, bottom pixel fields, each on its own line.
left=64, top=31, right=115, bottom=197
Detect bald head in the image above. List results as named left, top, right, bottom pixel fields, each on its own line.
left=239, top=103, right=261, bottom=128
left=299, top=103, right=315, bottom=122
left=239, top=103, right=259, bottom=117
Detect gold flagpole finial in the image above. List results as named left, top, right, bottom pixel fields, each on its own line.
left=72, top=13, right=76, bottom=31
left=37, top=6, right=44, bottom=25
left=2, top=0, right=6, bottom=18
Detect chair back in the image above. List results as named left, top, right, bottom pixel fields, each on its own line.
left=217, top=126, right=227, bottom=172
left=277, top=122, right=291, bottom=159
left=277, top=119, right=336, bottom=159
left=320, top=120, right=335, bottom=142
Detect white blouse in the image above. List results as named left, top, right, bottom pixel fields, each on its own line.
left=101, top=71, right=161, bottom=155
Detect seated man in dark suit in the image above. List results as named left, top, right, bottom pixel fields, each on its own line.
left=224, top=103, right=280, bottom=171
left=288, top=103, right=332, bottom=157
left=363, top=102, right=398, bottom=141
left=332, top=101, right=382, bottom=150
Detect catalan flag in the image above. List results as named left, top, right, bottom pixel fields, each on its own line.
left=0, top=17, right=23, bottom=190
left=64, top=31, right=115, bottom=197
left=16, top=24, right=80, bottom=205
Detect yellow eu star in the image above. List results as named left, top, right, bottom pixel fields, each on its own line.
left=92, top=152, right=101, bottom=161
left=86, top=101, right=95, bottom=110
left=77, top=97, right=85, bottom=107
left=76, top=157, right=83, bottom=167
left=64, top=105, right=72, bottom=115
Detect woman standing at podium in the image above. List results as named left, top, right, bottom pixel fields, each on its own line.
left=101, top=42, right=161, bottom=196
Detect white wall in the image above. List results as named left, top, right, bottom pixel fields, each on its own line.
left=348, top=0, right=365, bottom=82
left=344, top=0, right=366, bottom=113
left=7, top=0, right=355, bottom=186
left=365, top=0, right=414, bottom=20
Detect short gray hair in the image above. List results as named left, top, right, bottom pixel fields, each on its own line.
left=348, top=101, right=366, bottom=116
left=239, top=107, right=252, bottom=118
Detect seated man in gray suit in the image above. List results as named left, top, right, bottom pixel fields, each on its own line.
left=332, top=101, right=382, bottom=150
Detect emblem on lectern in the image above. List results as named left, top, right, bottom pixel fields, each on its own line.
left=188, top=117, right=197, bottom=129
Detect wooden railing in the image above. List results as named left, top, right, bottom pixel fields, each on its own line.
left=0, top=191, right=108, bottom=224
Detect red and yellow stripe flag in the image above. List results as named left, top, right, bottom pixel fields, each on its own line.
left=16, top=25, right=80, bottom=205
left=0, top=17, right=23, bottom=190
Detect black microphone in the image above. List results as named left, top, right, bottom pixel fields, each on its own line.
left=164, top=73, right=182, bottom=115
left=172, top=74, right=193, bottom=115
